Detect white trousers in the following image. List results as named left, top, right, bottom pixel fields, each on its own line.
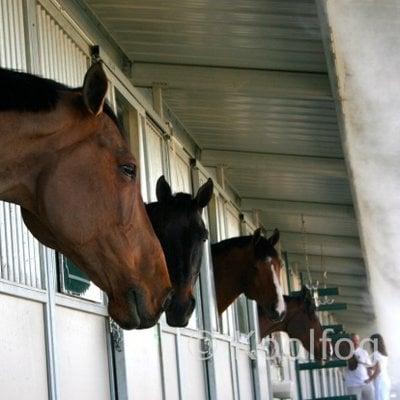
left=346, top=383, right=375, bottom=400
left=374, top=376, right=391, bottom=400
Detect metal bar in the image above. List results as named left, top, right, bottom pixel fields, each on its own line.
left=41, top=247, right=60, bottom=400
left=322, top=325, right=343, bottom=334
left=283, top=251, right=292, bottom=293
left=297, top=360, right=347, bottom=371
left=309, top=368, right=316, bottom=399
left=295, top=359, right=303, bottom=400
left=317, top=287, right=339, bottom=296
left=304, top=396, right=357, bottom=400
left=317, top=303, right=347, bottom=312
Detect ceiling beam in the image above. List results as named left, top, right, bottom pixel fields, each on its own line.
left=201, top=150, right=347, bottom=179
left=334, top=314, right=376, bottom=324
left=242, top=198, right=354, bottom=219
left=280, top=231, right=362, bottom=258
left=132, top=62, right=332, bottom=100
left=296, top=271, right=367, bottom=288
left=288, top=253, right=365, bottom=275
left=334, top=296, right=373, bottom=307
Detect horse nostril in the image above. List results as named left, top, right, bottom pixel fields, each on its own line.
left=162, top=290, right=174, bottom=311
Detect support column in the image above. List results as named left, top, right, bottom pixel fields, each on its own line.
left=317, top=0, right=400, bottom=384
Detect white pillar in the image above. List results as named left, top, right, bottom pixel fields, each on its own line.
left=318, top=0, right=400, bottom=386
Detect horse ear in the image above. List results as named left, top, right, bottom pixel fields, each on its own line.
left=156, top=175, right=172, bottom=202
left=301, top=285, right=309, bottom=297
left=268, top=228, right=280, bottom=247
left=253, top=228, right=262, bottom=245
left=195, top=178, right=214, bottom=208
left=82, top=62, right=108, bottom=116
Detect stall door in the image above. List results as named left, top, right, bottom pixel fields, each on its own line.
left=168, top=145, right=208, bottom=400
left=123, top=116, right=165, bottom=400
left=225, top=207, right=255, bottom=400
left=36, top=3, right=112, bottom=399
left=0, top=2, right=50, bottom=399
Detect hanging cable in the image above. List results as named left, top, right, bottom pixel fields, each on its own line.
left=301, top=214, right=313, bottom=287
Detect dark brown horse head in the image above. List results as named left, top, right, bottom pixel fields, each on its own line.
left=258, top=285, right=326, bottom=360
left=146, top=176, right=213, bottom=327
left=284, top=286, right=326, bottom=361
left=14, top=63, right=171, bottom=329
left=245, top=228, right=286, bottom=321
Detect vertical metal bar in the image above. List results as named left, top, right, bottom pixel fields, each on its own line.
left=6, top=204, right=15, bottom=283
left=6, top=0, right=16, bottom=66
left=283, top=251, right=292, bottom=294
left=15, top=209, right=26, bottom=286
left=157, top=323, right=167, bottom=400
left=42, top=246, right=60, bottom=400
left=105, top=319, right=118, bottom=400
left=175, top=331, right=184, bottom=400
left=0, top=203, right=9, bottom=281
left=192, top=166, right=217, bottom=400
left=12, top=205, right=22, bottom=284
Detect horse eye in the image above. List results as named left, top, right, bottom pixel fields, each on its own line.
left=120, top=164, right=137, bottom=180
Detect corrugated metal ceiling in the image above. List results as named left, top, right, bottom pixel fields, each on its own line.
left=84, top=0, right=374, bottom=330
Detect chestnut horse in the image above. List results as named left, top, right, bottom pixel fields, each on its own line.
left=0, top=63, right=171, bottom=329
left=258, top=286, right=326, bottom=360
left=146, top=176, right=213, bottom=327
left=212, top=229, right=286, bottom=321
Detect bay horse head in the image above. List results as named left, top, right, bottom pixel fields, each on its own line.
left=2, top=63, right=172, bottom=329
left=259, top=285, right=326, bottom=360
left=146, top=176, right=213, bottom=327
left=212, top=228, right=286, bottom=321
left=246, top=228, right=286, bottom=321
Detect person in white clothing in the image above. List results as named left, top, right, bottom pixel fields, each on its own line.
left=366, top=334, right=391, bottom=400
left=344, top=334, right=374, bottom=400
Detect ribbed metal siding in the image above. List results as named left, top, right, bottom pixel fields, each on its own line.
left=37, top=3, right=89, bottom=86
left=0, top=0, right=45, bottom=289
left=0, top=0, right=26, bottom=70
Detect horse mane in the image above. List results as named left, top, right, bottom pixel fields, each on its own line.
left=0, top=68, right=120, bottom=130
left=0, top=68, right=65, bottom=112
left=211, top=236, right=253, bottom=255
left=146, top=192, right=196, bottom=217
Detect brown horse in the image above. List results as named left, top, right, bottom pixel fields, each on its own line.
left=212, top=229, right=286, bottom=321
left=258, top=286, right=326, bottom=360
left=0, top=63, right=171, bottom=329
left=146, top=176, right=213, bottom=327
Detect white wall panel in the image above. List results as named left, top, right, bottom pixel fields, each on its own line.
left=124, top=327, right=164, bottom=400
left=236, top=348, right=254, bottom=399
left=0, top=294, right=48, bottom=400
left=180, top=335, right=207, bottom=400
left=161, top=332, right=180, bottom=400
left=213, top=340, right=235, bottom=400
left=56, top=306, right=111, bottom=400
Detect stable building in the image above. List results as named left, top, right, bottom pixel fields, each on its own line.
left=0, top=0, right=397, bottom=399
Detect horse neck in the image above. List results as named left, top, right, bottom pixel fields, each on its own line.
left=0, top=98, right=81, bottom=209
left=211, top=243, right=252, bottom=314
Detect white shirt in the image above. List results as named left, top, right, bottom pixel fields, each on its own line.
left=371, top=351, right=390, bottom=382
left=345, top=347, right=371, bottom=387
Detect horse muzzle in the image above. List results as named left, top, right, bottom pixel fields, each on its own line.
left=109, top=287, right=173, bottom=330
left=165, top=294, right=196, bottom=327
